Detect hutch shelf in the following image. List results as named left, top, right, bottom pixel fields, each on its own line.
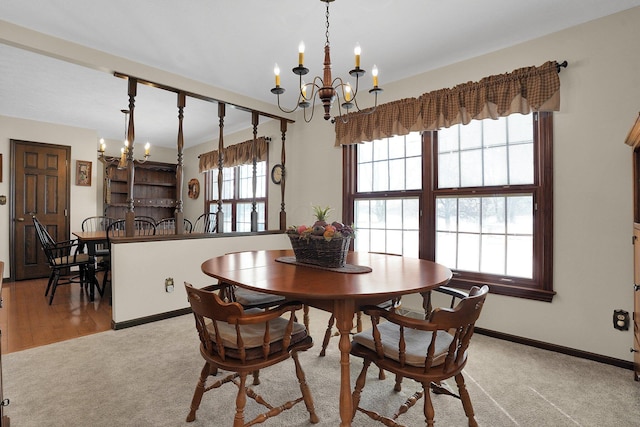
left=104, top=161, right=177, bottom=222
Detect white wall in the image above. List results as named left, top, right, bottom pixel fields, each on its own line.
left=111, top=233, right=291, bottom=324
left=2, top=7, right=639, bottom=362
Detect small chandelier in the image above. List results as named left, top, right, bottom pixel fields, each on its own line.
left=98, top=109, right=150, bottom=168
left=270, top=0, right=382, bottom=123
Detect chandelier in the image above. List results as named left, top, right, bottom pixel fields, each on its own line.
left=98, top=109, right=150, bottom=168
left=270, top=0, right=382, bottom=123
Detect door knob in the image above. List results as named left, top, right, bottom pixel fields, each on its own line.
left=15, top=217, right=25, bottom=222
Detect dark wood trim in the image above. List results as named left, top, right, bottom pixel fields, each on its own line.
left=341, top=115, right=555, bottom=302
left=475, top=327, right=634, bottom=371
left=112, top=307, right=192, bottom=330
left=109, top=229, right=284, bottom=244
left=113, top=72, right=294, bottom=124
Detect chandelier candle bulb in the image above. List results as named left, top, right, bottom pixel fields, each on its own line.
left=144, top=142, right=150, bottom=156
left=298, top=41, right=305, bottom=66
left=301, top=81, right=307, bottom=99
left=274, top=64, right=281, bottom=87
left=99, top=139, right=106, bottom=153
left=354, top=43, right=361, bottom=68
left=372, top=65, right=379, bottom=87
left=345, top=84, right=352, bottom=102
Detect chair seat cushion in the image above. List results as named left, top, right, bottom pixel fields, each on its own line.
left=353, top=321, right=454, bottom=367
left=206, top=309, right=308, bottom=360
left=233, top=287, right=285, bottom=307
left=52, top=253, right=92, bottom=266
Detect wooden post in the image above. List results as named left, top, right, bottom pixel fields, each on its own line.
left=251, top=111, right=259, bottom=232
left=125, top=78, right=137, bottom=237
left=175, top=92, right=186, bottom=234
left=279, top=119, right=287, bottom=230
left=216, top=102, right=225, bottom=233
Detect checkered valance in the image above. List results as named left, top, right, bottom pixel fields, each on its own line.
left=334, top=61, right=562, bottom=146
left=199, top=137, right=268, bottom=173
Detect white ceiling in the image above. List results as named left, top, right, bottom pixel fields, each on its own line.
left=2, top=0, right=640, bottom=149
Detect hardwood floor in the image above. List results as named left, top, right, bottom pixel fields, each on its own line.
left=0, top=275, right=112, bottom=354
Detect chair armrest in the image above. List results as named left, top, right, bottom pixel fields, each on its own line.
left=433, top=286, right=468, bottom=300
left=360, top=305, right=439, bottom=332
left=235, top=300, right=303, bottom=325
left=48, top=240, right=94, bottom=264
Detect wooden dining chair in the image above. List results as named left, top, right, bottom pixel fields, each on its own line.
left=192, top=212, right=217, bottom=233
left=33, top=216, right=96, bottom=305
left=350, top=285, right=489, bottom=427
left=81, top=215, right=115, bottom=275
left=134, top=215, right=157, bottom=225
left=156, top=217, right=193, bottom=234
left=184, top=282, right=319, bottom=425
left=102, top=218, right=157, bottom=294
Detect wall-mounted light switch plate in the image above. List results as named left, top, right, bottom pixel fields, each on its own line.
left=165, top=277, right=174, bottom=293
left=613, top=309, right=629, bottom=330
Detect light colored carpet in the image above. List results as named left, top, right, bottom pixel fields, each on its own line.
left=4, top=309, right=640, bottom=426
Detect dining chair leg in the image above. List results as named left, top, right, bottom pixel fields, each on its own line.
left=233, top=373, right=248, bottom=427
left=378, top=367, right=386, bottom=380
left=292, top=351, right=320, bottom=423
left=394, top=373, right=403, bottom=392
left=303, top=305, right=310, bottom=332
left=320, top=314, right=335, bottom=357
left=455, top=373, right=478, bottom=427
left=48, top=270, right=61, bottom=305
left=252, top=370, right=260, bottom=385
left=186, top=362, right=210, bottom=422
left=351, top=359, right=371, bottom=420
left=423, top=381, right=436, bottom=427
left=44, top=272, right=55, bottom=296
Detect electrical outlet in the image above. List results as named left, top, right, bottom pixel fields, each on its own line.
left=165, top=277, right=174, bottom=293
left=613, top=309, right=629, bottom=331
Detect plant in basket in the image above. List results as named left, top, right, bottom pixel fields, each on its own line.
left=286, top=206, right=355, bottom=268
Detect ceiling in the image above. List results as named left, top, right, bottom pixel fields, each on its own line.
left=2, top=0, right=640, bottom=149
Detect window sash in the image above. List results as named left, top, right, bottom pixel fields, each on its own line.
left=204, top=162, right=267, bottom=232
left=343, top=112, right=554, bottom=302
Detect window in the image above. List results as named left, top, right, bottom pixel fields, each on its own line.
left=204, top=162, right=267, bottom=232
left=344, top=112, right=554, bottom=301
left=350, top=133, right=423, bottom=257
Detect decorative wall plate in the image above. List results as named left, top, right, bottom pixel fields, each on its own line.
left=188, top=178, right=200, bottom=199
left=271, top=164, right=284, bottom=185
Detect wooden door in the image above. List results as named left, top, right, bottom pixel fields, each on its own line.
left=11, top=140, right=70, bottom=280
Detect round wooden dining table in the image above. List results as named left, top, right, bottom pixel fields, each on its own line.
left=201, top=249, right=453, bottom=427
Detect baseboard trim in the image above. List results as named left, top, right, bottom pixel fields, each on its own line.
left=475, top=327, right=634, bottom=371
left=112, top=307, right=192, bottom=330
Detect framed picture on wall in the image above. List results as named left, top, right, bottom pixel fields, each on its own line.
left=76, top=160, right=91, bottom=186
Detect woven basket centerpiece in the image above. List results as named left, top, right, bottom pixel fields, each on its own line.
left=286, top=206, right=355, bottom=268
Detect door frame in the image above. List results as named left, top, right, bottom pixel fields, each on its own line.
left=9, top=139, right=71, bottom=280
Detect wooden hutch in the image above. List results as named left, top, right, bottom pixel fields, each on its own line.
left=103, top=160, right=177, bottom=222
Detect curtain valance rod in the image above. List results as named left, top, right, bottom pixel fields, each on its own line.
left=556, top=60, right=568, bottom=73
